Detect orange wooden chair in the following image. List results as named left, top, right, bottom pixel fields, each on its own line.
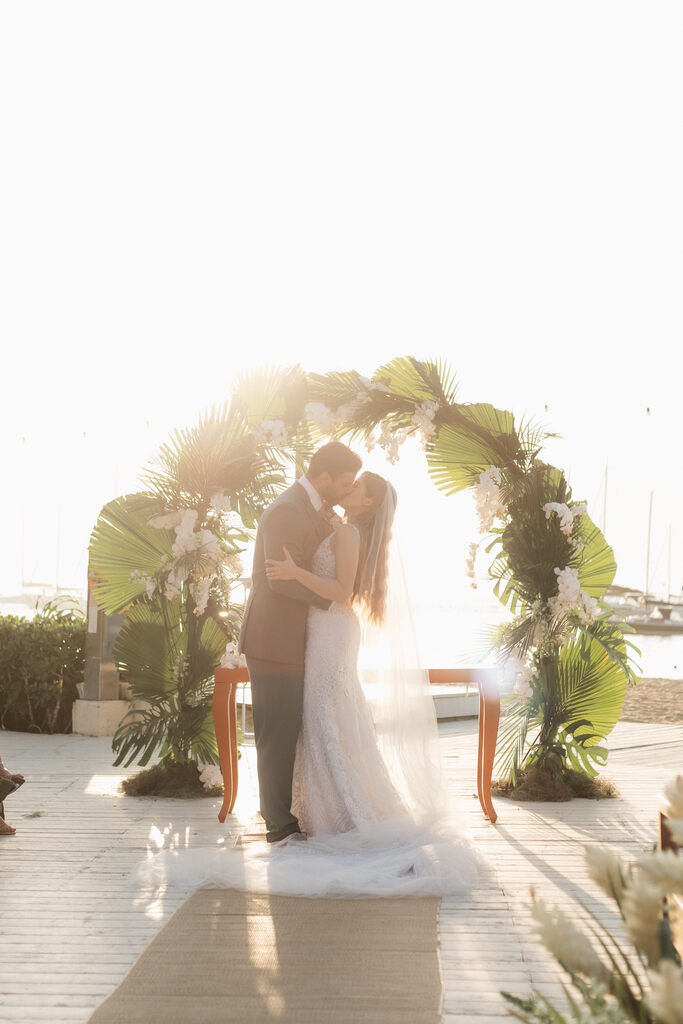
left=212, top=665, right=501, bottom=824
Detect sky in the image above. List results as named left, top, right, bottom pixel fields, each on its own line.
left=1, top=2, right=682, bottom=611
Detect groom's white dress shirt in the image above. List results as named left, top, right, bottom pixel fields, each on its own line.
left=297, top=475, right=323, bottom=512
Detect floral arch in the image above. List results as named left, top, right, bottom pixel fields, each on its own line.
left=89, top=355, right=636, bottom=788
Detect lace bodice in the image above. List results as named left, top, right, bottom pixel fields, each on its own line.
left=310, top=532, right=337, bottom=579
left=310, top=523, right=360, bottom=581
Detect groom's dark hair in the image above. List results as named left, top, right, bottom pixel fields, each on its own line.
left=308, top=441, right=362, bottom=479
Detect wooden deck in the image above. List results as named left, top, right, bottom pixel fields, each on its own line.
left=1, top=718, right=681, bottom=1023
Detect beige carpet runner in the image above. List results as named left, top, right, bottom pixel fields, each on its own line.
left=88, top=889, right=442, bottom=1023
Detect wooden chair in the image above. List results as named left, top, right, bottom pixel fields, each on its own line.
left=212, top=665, right=501, bottom=824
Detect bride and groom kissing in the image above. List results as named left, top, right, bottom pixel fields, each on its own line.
left=238, top=441, right=400, bottom=846
left=148, top=441, right=481, bottom=896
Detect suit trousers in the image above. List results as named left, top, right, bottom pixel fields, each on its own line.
left=245, top=655, right=305, bottom=837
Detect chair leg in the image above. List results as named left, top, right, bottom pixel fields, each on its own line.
left=476, top=693, right=486, bottom=816
left=479, top=694, right=500, bottom=823
left=212, top=681, right=239, bottom=822
left=226, top=683, right=239, bottom=815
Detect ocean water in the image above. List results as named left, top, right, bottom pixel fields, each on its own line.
left=2, top=598, right=681, bottom=681
left=412, top=602, right=683, bottom=681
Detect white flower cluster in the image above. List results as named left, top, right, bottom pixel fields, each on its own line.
left=503, top=653, right=536, bottom=701
left=465, top=542, right=478, bottom=589
left=474, top=467, right=505, bottom=533
left=129, top=570, right=157, bottom=599
left=410, top=400, right=440, bottom=448
left=147, top=511, right=180, bottom=530
left=543, top=501, right=588, bottom=536
left=169, top=509, right=198, bottom=556
left=252, top=419, right=288, bottom=446
left=172, top=654, right=189, bottom=687
left=513, top=662, right=535, bottom=701
left=358, top=376, right=389, bottom=394
left=148, top=508, right=220, bottom=612
left=210, top=490, right=231, bottom=513
left=190, top=578, right=211, bottom=615
left=365, top=419, right=408, bottom=464
left=548, top=566, right=601, bottom=625
left=220, top=641, right=247, bottom=669
left=304, top=402, right=355, bottom=434
left=197, top=761, right=223, bottom=792
left=164, top=568, right=182, bottom=602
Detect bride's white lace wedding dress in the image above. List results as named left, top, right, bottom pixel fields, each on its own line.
left=292, top=529, right=408, bottom=836
left=137, top=530, right=483, bottom=898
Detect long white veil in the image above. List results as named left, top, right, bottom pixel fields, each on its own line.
left=356, top=483, right=447, bottom=827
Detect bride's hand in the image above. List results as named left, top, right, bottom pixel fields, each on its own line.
left=265, top=546, right=300, bottom=582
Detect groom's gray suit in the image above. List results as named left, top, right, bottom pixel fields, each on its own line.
left=239, top=482, right=332, bottom=840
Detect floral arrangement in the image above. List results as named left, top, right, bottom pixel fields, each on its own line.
left=284, top=356, right=638, bottom=790
left=88, top=390, right=292, bottom=771
left=504, top=775, right=683, bottom=1023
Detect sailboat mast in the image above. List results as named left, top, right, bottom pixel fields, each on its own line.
left=668, top=524, right=672, bottom=601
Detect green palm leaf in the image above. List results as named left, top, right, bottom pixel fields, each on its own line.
left=551, top=634, right=628, bottom=744
left=376, top=355, right=459, bottom=405
left=89, top=493, right=171, bottom=614
left=141, top=403, right=283, bottom=512
left=112, top=601, right=227, bottom=766
left=427, top=404, right=520, bottom=495
left=233, top=364, right=307, bottom=429
left=307, top=369, right=369, bottom=409
left=571, top=514, right=617, bottom=598
left=113, top=601, right=179, bottom=702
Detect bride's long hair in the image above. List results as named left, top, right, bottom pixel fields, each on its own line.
left=348, top=472, right=396, bottom=626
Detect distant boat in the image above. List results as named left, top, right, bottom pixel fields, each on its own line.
left=606, top=585, right=683, bottom=635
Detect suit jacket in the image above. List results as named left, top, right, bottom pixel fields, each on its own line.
left=238, top=482, right=332, bottom=666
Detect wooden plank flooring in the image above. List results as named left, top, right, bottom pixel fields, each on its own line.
left=1, top=720, right=681, bottom=1022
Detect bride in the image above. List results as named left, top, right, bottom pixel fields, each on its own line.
left=140, top=469, right=483, bottom=898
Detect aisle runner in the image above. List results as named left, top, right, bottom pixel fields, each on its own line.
left=88, top=889, right=442, bottom=1023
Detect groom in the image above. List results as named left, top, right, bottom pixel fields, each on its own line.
left=239, top=441, right=362, bottom=843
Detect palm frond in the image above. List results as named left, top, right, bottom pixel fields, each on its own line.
left=495, top=700, right=536, bottom=783
left=570, top=514, right=617, bottom=598
left=233, top=364, right=308, bottom=428
left=111, top=601, right=227, bottom=766
left=550, top=634, right=629, bottom=744
left=427, top=403, right=521, bottom=495
left=375, top=355, right=459, bottom=405
left=89, top=493, right=172, bottom=614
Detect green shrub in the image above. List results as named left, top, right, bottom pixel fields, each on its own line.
left=0, top=605, right=86, bottom=733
